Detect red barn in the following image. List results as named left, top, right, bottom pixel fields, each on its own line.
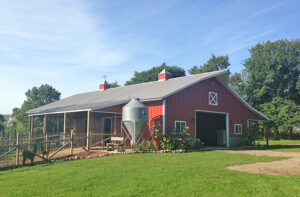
left=27, top=69, right=269, bottom=147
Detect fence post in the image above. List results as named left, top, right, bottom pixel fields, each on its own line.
left=16, top=134, right=19, bottom=166
left=266, top=125, right=269, bottom=147
left=86, top=111, right=91, bottom=151
left=63, top=113, right=67, bottom=146
left=43, top=115, right=47, bottom=136
left=28, top=132, right=31, bottom=150
left=70, top=131, right=73, bottom=155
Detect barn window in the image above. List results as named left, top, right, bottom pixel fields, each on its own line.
left=209, top=92, right=218, bottom=106
left=234, top=124, right=242, bottom=135
left=175, top=121, right=186, bottom=132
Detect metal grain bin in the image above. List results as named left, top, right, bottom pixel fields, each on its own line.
left=122, top=98, right=148, bottom=147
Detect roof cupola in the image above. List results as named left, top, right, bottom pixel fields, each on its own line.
left=158, top=69, right=172, bottom=81
left=99, top=80, right=110, bottom=91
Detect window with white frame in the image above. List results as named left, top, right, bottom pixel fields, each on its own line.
left=209, top=92, right=218, bottom=106
left=175, top=121, right=186, bottom=132
left=234, top=124, right=242, bottom=135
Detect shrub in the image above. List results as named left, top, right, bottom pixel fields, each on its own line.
left=160, top=126, right=203, bottom=150
left=136, top=140, right=157, bottom=152
left=238, top=128, right=258, bottom=146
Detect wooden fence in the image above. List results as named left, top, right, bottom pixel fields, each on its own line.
left=0, top=133, right=74, bottom=169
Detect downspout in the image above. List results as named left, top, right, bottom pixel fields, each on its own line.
left=162, top=99, right=166, bottom=135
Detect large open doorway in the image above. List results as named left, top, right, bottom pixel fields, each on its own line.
left=196, top=111, right=228, bottom=146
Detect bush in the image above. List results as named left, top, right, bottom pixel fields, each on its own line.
left=160, top=126, right=204, bottom=150
left=238, top=128, right=258, bottom=146
left=136, top=140, right=157, bottom=152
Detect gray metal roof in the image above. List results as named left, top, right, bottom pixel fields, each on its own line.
left=27, top=70, right=229, bottom=116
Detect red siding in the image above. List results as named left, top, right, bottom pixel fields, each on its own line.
left=158, top=73, right=171, bottom=81
left=165, top=77, right=265, bottom=137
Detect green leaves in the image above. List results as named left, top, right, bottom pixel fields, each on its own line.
left=125, top=62, right=185, bottom=86
left=189, top=54, right=230, bottom=74
left=11, top=84, right=61, bottom=134
left=261, top=97, right=300, bottom=132
left=242, top=39, right=300, bottom=135
left=0, top=114, right=5, bottom=132
left=243, top=39, right=300, bottom=107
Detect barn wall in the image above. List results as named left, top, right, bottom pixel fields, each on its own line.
left=165, top=77, right=265, bottom=139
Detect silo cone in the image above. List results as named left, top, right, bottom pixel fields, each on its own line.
left=122, top=98, right=148, bottom=149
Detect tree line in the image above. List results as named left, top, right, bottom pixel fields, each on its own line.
left=0, top=39, right=299, bottom=139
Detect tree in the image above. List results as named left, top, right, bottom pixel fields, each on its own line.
left=0, top=114, right=5, bottom=136
left=229, top=72, right=245, bottom=96
left=242, top=39, right=300, bottom=137
left=12, top=84, right=61, bottom=134
left=261, top=97, right=300, bottom=139
left=189, top=54, right=230, bottom=74
left=125, top=63, right=185, bottom=86
left=109, top=81, right=120, bottom=88
left=243, top=39, right=300, bottom=108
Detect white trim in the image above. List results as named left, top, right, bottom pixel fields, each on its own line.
left=195, top=109, right=229, bottom=147
left=195, top=109, right=228, bottom=115
left=174, top=120, right=186, bottom=132
left=208, top=92, right=218, bottom=106
left=92, top=111, right=122, bottom=115
left=226, top=114, right=229, bottom=147
left=162, top=99, right=166, bottom=135
left=27, top=109, right=91, bottom=116
left=194, top=110, right=197, bottom=137
left=227, top=86, right=270, bottom=121
left=234, top=124, right=242, bottom=135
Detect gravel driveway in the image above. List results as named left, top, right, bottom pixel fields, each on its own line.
left=226, top=150, right=300, bottom=176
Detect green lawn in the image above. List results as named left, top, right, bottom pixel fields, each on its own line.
left=256, top=139, right=300, bottom=145
left=0, top=152, right=299, bottom=197
left=255, top=139, right=300, bottom=152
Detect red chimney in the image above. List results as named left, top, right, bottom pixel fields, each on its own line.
left=99, top=80, right=110, bottom=91
left=158, top=69, right=172, bottom=81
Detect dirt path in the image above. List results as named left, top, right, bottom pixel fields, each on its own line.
left=226, top=150, right=300, bottom=176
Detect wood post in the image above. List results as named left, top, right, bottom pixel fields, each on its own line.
left=29, top=116, right=34, bottom=150
left=114, top=114, right=117, bottom=136
left=70, top=130, right=73, bottom=155
left=43, top=115, right=47, bottom=136
left=45, top=134, right=48, bottom=159
left=266, top=123, right=269, bottom=147
left=28, top=132, right=31, bottom=150
left=56, top=118, right=58, bottom=134
left=63, top=113, right=67, bottom=145
left=86, top=111, right=91, bottom=151
left=16, top=134, right=19, bottom=166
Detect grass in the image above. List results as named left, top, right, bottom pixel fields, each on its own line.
left=255, top=139, right=300, bottom=152
left=256, top=139, right=300, bottom=146
left=0, top=151, right=299, bottom=197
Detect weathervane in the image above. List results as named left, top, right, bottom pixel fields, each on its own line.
left=103, top=75, right=107, bottom=81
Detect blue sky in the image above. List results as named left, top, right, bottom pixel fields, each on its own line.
left=0, top=0, right=299, bottom=114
